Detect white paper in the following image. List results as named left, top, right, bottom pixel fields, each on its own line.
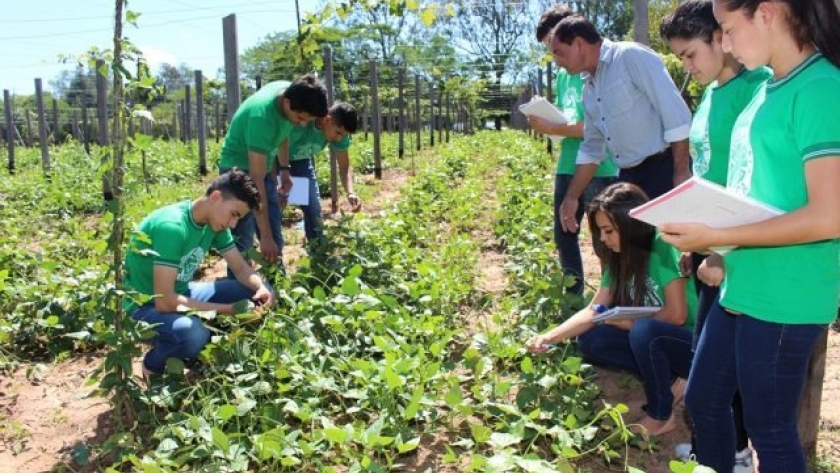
left=518, top=96, right=569, bottom=143
left=287, top=177, right=310, bottom=206
left=629, top=177, right=783, bottom=254
left=592, top=306, right=660, bottom=324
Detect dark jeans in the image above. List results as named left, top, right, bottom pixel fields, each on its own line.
left=130, top=280, right=257, bottom=373
left=685, top=300, right=826, bottom=473
left=553, top=174, right=614, bottom=295
left=619, top=148, right=675, bottom=199
left=289, top=158, right=325, bottom=245
left=578, top=319, right=693, bottom=420
left=219, top=169, right=283, bottom=278
left=689, top=253, right=749, bottom=452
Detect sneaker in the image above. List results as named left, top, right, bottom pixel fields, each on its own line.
left=733, top=447, right=754, bottom=473
left=675, top=442, right=693, bottom=461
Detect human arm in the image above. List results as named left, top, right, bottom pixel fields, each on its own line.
left=526, top=286, right=611, bottom=353
left=222, top=248, right=275, bottom=309
left=336, top=149, right=362, bottom=212
left=697, top=253, right=725, bottom=287
left=625, top=47, right=692, bottom=184
left=671, top=139, right=692, bottom=185
left=152, top=266, right=238, bottom=314
left=661, top=158, right=840, bottom=251
left=559, top=162, right=599, bottom=232
left=527, top=116, right=584, bottom=138
left=276, top=138, right=292, bottom=208
left=247, top=151, right=279, bottom=263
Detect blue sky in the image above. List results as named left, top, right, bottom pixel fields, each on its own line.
left=0, top=0, right=322, bottom=95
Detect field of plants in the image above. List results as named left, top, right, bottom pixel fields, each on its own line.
left=2, top=131, right=838, bottom=473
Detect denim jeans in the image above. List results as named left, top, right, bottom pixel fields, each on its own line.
left=219, top=169, right=282, bottom=277
left=689, top=253, right=749, bottom=452
left=577, top=319, right=693, bottom=420
left=618, top=148, right=674, bottom=200
left=130, top=279, right=257, bottom=373
left=290, top=158, right=324, bottom=245
left=685, top=300, right=826, bottom=473
left=554, top=174, right=614, bottom=295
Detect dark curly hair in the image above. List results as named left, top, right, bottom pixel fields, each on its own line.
left=208, top=168, right=260, bottom=210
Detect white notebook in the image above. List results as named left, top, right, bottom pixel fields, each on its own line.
left=592, top=306, right=659, bottom=324
left=518, top=96, right=569, bottom=143
left=629, top=177, right=783, bottom=254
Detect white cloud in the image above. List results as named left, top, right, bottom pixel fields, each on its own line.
left=140, top=45, right=178, bottom=68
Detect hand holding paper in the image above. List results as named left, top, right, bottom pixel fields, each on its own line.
left=519, top=96, right=570, bottom=143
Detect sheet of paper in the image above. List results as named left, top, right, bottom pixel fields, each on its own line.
left=629, top=177, right=783, bottom=254
left=518, top=96, right=569, bottom=143
left=592, top=306, right=660, bottom=324
left=288, top=177, right=310, bottom=206
left=630, top=177, right=782, bottom=229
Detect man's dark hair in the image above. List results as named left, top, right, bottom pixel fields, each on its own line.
left=283, top=73, right=329, bottom=117
left=208, top=168, right=260, bottom=210
left=536, top=3, right=574, bottom=42
left=329, top=102, right=358, bottom=134
left=554, top=15, right=602, bottom=45
left=660, top=0, right=718, bottom=44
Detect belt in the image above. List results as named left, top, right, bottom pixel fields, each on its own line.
left=624, top=148, right=671, bottom=171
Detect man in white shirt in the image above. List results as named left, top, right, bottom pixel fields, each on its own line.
left=552, top=15, right=692, bottom=232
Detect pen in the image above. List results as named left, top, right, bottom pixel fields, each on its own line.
left=592, top=304, right=608, bottom=314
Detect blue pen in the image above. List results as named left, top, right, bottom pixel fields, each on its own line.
left=592, top=304, right=608, bottom=314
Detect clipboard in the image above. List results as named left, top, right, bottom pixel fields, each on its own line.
left=518, top=96, right=569, bottom=143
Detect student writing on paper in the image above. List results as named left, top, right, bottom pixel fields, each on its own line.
left=660, top=1, right=840, bottom=471
left=533, top=5, right=618, bottom=300
left=277, top=102, right=361, bottom=248
left=660, top=0, right=769, bottom=467
left=526, top=183, right=697, bottom=436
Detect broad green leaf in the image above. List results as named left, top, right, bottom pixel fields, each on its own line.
left=216, top=405, right=237, bottom=421
left=445, top=384, right=463, bottom=408
left=396, top=436, right=420, bottom=453
left=520, top=356, right=534, bottom=374
left=469, top=422, right=491, bottom=443
left=324, top=427, right=348, bottom=444
left=488, top=432, right=522, bottom=450
left=211, top=427, right=229, bottom=451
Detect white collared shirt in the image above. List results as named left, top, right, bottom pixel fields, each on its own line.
left=577, top=39, right=691, bottom=168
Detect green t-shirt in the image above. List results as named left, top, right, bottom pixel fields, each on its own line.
left=123, top=200, right=237, bottom=311
left=689, top=67, right=771, bottom=186
left=601, top=233, right=698, bottom=330
left=219, top=81, right=292, bottom=173
left=554, top=70, right=618, bottom=177
left=722, top=54, right=840, bottom=324
left=288, top=121, right=352, bottom=162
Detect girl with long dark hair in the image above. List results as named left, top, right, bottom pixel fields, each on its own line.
left=527, top=182, right=697, bottom=436
left=661, top=1, right=840, bottom=471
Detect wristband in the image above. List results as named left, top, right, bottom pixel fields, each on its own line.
left=278, top=165, right=291, bottom=171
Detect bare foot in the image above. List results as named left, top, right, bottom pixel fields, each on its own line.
left=631, top=413, right=677, bottom=437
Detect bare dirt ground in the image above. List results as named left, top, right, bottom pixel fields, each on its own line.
left=1, top=169, right=838, bottom=473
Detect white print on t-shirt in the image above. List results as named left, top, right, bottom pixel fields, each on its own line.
left=178, top=247, right=206, bottom=282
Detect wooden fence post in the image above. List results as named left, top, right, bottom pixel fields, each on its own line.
left=370, top=60, right=382, bottom=180
left=34, top=78, right=51, bottom=175
left=798, top=330, right=829, bottom=460
left=3, top=90, right=15, bottom=173
left=223, top=14, right=241, bottom=123
left=184, top=84, right=192, bottom=142
left=324, top=46, right=339, bottom=210
left=96, top=59, right=112, bottom=199
left=398, top=67, right=405, bottom=158
left=414, top=75, right=421, bottom=151
left=195, top=70, right=207, bottom=175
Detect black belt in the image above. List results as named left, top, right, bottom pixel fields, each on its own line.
left=624, top=148, right=671, bottom=171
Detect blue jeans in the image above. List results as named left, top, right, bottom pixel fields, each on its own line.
left=685, top=300, right=826, bottom=473
left=554, top=174, right=614, bottom=295
left=618, top=148, right=675, bottom=200
left=219, top=169, right=282, bottom=276
left=130, top=280, right=257, bottom=373
left=578, top=319, right=693, bottom=420
left=290, top=158, right=324, bottom=244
